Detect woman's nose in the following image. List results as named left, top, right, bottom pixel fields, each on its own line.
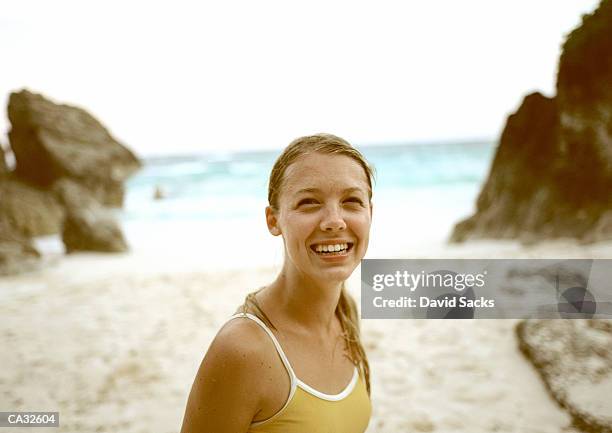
left=320, top=205, right=347, bottom=231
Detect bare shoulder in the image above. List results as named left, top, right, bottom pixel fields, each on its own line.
left=204, top=314, right=277, bottom=388
left=215, top=313, right=273, bottom=357
left=179, top=316, right=275, bottom=433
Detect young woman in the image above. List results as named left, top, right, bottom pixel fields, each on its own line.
left=180, top=133, right=374, bottom=433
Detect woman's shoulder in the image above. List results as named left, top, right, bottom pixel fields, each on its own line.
left=212, top=307, right=276, bottom=364
left=199, top=310, right=278, bottom=392
left=181, top=310, right=275, bottom=432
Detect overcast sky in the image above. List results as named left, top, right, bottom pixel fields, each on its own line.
left=0, top=0, right=601, bottom=156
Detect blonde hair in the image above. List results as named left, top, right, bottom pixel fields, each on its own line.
left=240, top=133, right=375, bottom=396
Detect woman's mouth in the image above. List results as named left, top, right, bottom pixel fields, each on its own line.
left=309, top=242, right=354, bottom=256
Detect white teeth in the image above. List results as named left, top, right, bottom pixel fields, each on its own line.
left=314, top=243, right=349, bottom=253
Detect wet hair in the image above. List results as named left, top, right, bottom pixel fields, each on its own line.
left=240, top=133, right=375, bottom=396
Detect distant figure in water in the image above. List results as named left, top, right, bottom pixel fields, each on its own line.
left=153, top=185, right=166, bottom=200
left=180, top=133, right=375, bottom=433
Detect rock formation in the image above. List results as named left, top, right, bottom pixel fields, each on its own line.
left=0, top=175, right=64, bottom=237
left=0, top=144, right=47, bottom=275
left=451, top=0, right=612, bottom=244
left=62, top=207, right=128, bottom=254
left=0, top=144, right=7, bottom=176
left=54, top=178, right=128, bottom=253
left=8, top=90, right=141, bottom=207
left=0, top=90, right=141, bottom=274
left=0, top=218, right=41, bottom=276
left=517, top=320, right=612, bottom=433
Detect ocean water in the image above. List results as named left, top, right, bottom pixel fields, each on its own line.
left=120, top=141, right=496, bottom=268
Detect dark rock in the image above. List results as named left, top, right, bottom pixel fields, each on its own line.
left=0, top=218, right=41, bottom=276
left=0, top=174, right=64, bottom=237
left=451, top=1, right=612, bottom=244
left=52, top=178, right=100, bottom=210
left=7, top=90, right=141, bottom=207
left=517, top=320, right=612, bottom=433
left=62, top=207, right=128, bottom=253
left=0, top=91, right=137, bottom=272
left=0, top=145, right=7, bottom=176
left=556, top=0, right=612, bottom=205
left=557, top=0, right=612, bottom=109
left=582, top=211, right=612, bottom=244
left=153, top=185, right=166, bottom=200
left=451, top=93, right=561, bottom=242
left=54, top=178, right=129, bottom=253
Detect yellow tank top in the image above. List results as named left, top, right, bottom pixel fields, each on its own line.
left=228, top=312, right=372, bottom=433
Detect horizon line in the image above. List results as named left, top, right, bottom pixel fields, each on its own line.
left=137, top=136, right=497, bottom=160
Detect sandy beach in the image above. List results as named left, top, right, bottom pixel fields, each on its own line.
left=2, top=235, right=611, bottom=433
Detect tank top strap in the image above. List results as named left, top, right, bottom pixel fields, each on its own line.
left=230, top=312, right=297, bottom=382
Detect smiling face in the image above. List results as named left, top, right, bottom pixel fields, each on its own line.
left=266, top=152, right=372, bottom=284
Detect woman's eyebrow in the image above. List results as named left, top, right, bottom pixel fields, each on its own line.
left=295, top=187, right=364, bottom=195
left=296, top=187, right=323, bottom=195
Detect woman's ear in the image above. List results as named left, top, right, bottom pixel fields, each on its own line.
left=266, top=206, right=281, bottom=236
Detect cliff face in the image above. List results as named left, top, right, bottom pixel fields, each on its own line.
left=451, top=0, right=612, bottom=244
left=556, top=0, right=612, bottom=207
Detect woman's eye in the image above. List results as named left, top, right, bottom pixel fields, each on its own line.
left=345, top=197, right=364, bottom=205
left=298, top=198, right=318, bottom=206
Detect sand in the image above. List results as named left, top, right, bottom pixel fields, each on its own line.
left=1, top=236, right=612, bottom=433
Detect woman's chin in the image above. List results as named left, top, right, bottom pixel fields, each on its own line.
left=313, top=266, right=355, bottom=283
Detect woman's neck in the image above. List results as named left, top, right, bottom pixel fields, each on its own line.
left=263, top=269, right=343, bottom=338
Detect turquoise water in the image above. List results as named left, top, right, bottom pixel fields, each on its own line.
left=118, top=140, right=496, bottom=263
left=122, top=140, right=495, bottom=224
